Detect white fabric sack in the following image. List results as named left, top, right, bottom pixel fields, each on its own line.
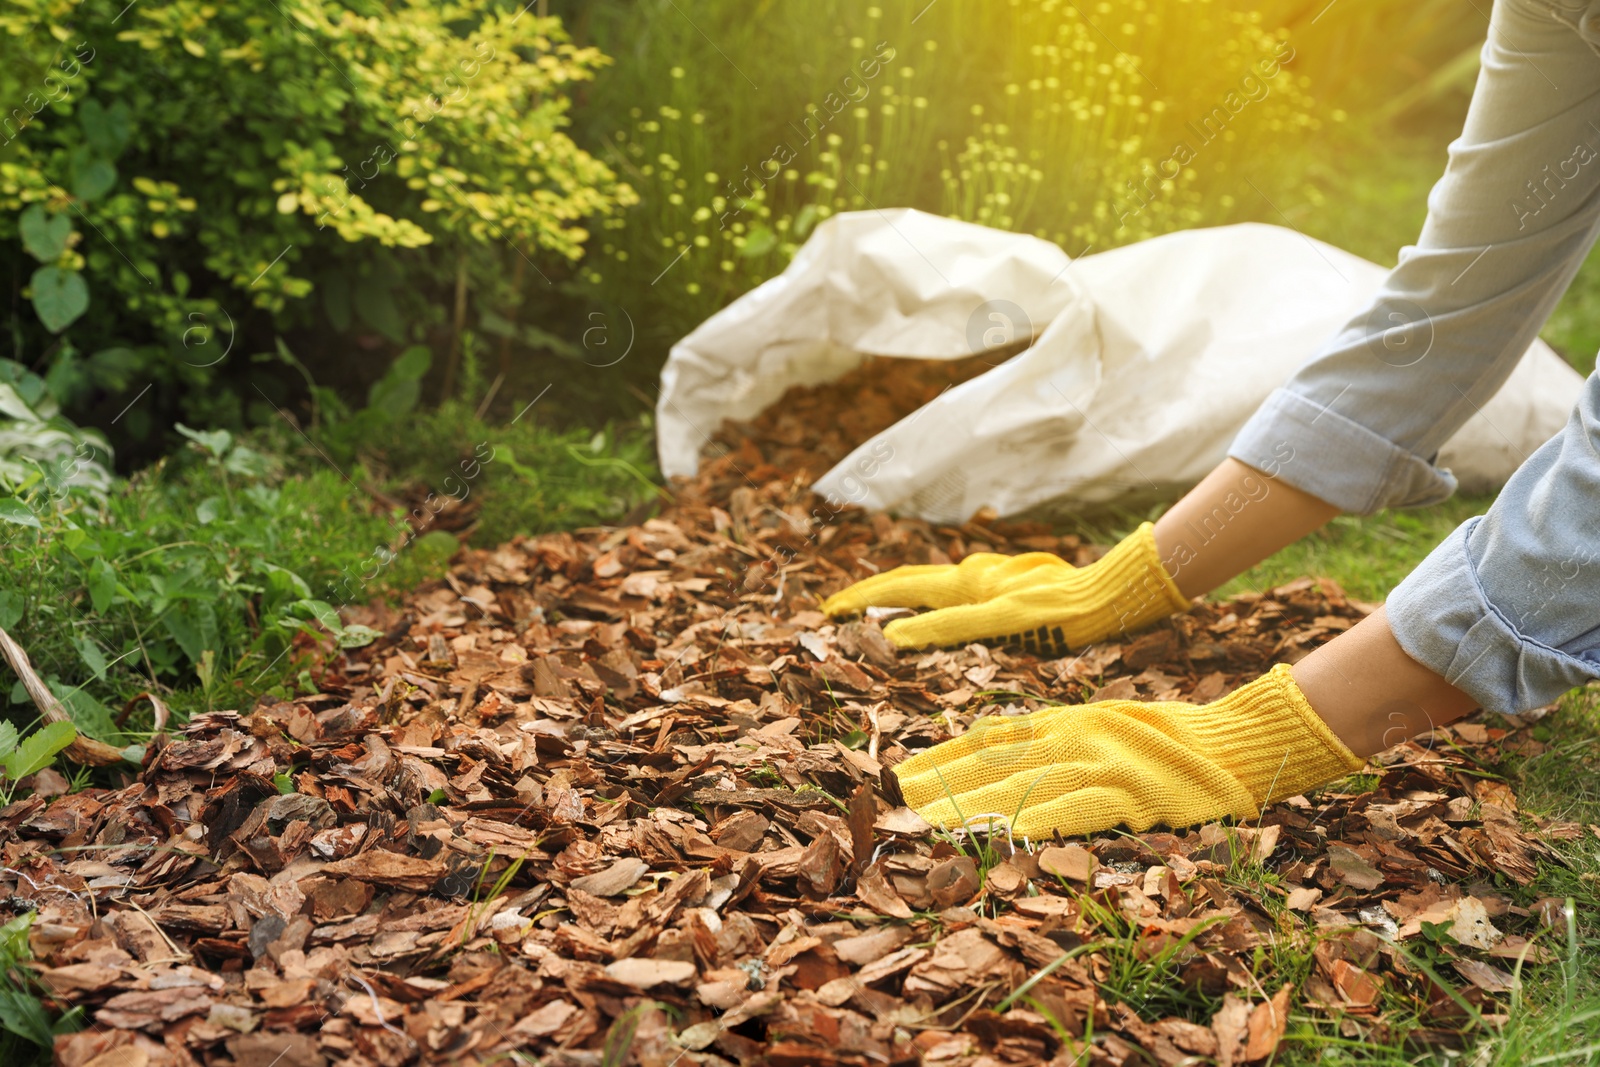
left=657, top=210, right=1582, bottom=522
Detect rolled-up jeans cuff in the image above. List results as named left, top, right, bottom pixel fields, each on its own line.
left=1388, top=518, right=1600, bottom=713
left=1228, top=388, right=1457, bottom=514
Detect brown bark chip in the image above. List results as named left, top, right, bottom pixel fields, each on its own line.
left=2, top=365, right=1561, bottom=1064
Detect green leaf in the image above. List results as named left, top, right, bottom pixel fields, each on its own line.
left=43, top=346, right=86, bottom=407
left=196, top=496, right=222, bottom=525
left=0, top=361, right=49, bottom=409
left=391, top=344, right=431, bottom=380
left=516, top=322, right=581, bottom=359
left=354, top=276, right=405, bottom=342
left=0, top=913, right=33, bottom=973
left=366, top=345, right=432, bottom=416
left=79, top=98, right=133, bottom=159
left=162, top=602, right=219, bottom=666
left=414, top=529, right=460, bottom=561
left=2, top=720, right=77, bottom=782
left=30, top=266, right=90, bottom=333
left=740, top=223, right=778, bottom=258
left=86, top=558, right=116, bottom=613
left=336, top=623, right=383, bottom=649
left=260, top=562, right=312, bottom=601
left=477, top=308, right=516, bottom=338
left=321, top=269, right=352, bottom=331
left=0, top=497, right=40, bottom=528
left=0, top=988, right=54, bottom=1049
left=0, top=722, right=17, bottom=760
left=87, top=347, right=142, bottom=391
left=793, top=203, right=821, bottom=239
left=47, top=683, right=121, bottom=743
left=73, top=636, right=107, bottom=680
left=175, top=422, right=232, bottom=459
left=72, top=157, right=117, bottom=201
left=223, top=443, right=271, bottom=478
left=294, top=598, right=343, bottom=634
left=161, top=613, right=200, bottom=664
left=60, top=526, right=99, bottom=558
left=18, top=205, right=72, bottom=262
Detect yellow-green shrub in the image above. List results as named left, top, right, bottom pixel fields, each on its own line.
left=0, top=0, right=633, bottom=443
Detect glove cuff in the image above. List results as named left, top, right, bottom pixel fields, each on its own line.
left=1073, top=522, right=1191, bottom=642
left=1192, top=664, right=1364, bottom=805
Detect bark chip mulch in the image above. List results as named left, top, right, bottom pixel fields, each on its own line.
left=5, top=359, right=1588, bottom=1066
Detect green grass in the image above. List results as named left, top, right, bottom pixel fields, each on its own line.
left=1287, top=125, right=1442, bottom=268
left=326, top=398, right=661, bottom=549
left=2, top=442, right=436, bottom=735
left=1101, top=690, right=1600, bottom=1066
left=1, top=377, right=659, bottom=745
left=1132, top=100, right=1600, bottom=1067
left=1217, top=495, right=1495, bottom=602
left=571, top=0, right=1391, bottom=373
left=1053, top=486, right=1600, bottom=1061
left=1543, top=245, right=1600, bottom=376
left=1063, top=492, right=1492, bottom=605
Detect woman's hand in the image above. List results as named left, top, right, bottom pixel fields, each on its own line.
left=823, top=522, right=1188, bottom=654
left=888, top=664, right=1362, bottom=840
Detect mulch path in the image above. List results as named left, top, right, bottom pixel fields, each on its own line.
left=4, top=358, right=1589, bottom=1067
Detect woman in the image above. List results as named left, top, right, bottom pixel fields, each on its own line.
left=823, top=0, right=1600, bottom=840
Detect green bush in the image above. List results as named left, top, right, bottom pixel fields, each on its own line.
left=0, top=358, right=110, bottom=494
left=0, top=0, right=634, bottom=449
left=0, top=427, right=409, bottom=737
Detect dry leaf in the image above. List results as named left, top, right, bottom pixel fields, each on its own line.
left=569, top=857, right=649, bottom=897
left=1454, top=958, right=1518, bottom=994
left=1243, top=984, right=1292, bottom=1061
left=1, top=354, right=1550, bottom=1067
left=604, top=958, right=697, bottom=990
left=1443, top=896, right=1503, bottom=949
left=1325, top=844, right=1385, bottom=891
left=927, top=856, right=980, bottom=909
left=847, top=782, right=876, bottom=875
left=875, top=807, right=933, bottom=835
left=322, top=852, right=448, bottom=891
left=1038, top=844, right=1095, bottom=882
left=799, top=830, right=845, bottom=899
left=1212, top=993, right=1252, bottom=1067
left=1285, top=886, right=1322, bottom=911
left=855, top=863, right=914, bottom=919
left=1330, top=959, right=1381, bottom=1009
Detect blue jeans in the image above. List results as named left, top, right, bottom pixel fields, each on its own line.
left=1230, top=0, right=1600, bottom=712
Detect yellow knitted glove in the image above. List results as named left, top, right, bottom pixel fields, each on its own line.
left=888, top=664, right=1362, bottom=840
left=821, top=522, right=1188, bottom=653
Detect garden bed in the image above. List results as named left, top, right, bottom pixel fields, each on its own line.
left=2, top=370, right=1584, bottom=1066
